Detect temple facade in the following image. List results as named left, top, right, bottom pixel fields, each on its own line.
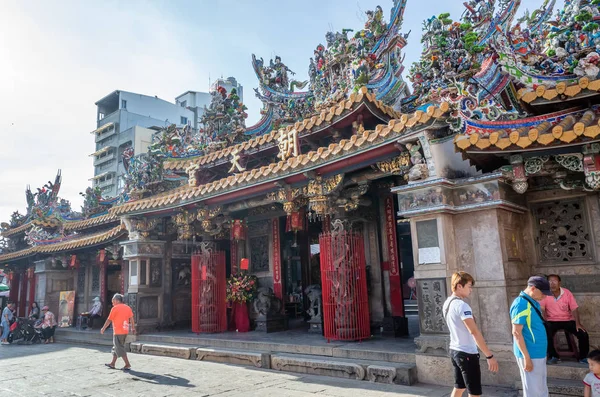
left=1, top=0, right=600, bottom=387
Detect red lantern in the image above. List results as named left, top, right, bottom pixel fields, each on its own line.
left=240, top=258, right=249, bottom=270
left=286, top=208, right=306, bottom=232
left=99, top=249, right=106, bottom=262
left=230, top=220, right=246, bottom=241
left=26, top=267, right=34, bottom=279
left=7, top=271, right=14, bottom=282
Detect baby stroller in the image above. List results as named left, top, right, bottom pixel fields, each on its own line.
left=8, top=318, right=43, bottom=344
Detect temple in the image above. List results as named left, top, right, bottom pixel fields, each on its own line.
left=2, top=0, right=600, bottom=388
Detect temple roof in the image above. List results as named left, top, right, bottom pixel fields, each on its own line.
left=517, top=77, right=600, bottom=105
left=0, top=224, right=126, bottom=262
left=163, top=88, right=400, bottom=171
left=455, top=108, right=600, bottom=153
left=110, top=103, right=449, bottom=217
left=1, top=213, right=119, bottom=238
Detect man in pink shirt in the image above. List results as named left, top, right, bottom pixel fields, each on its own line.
left=541, top=274, right=589, bottom=364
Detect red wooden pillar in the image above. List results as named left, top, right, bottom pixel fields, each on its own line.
left=272, top=218, right=283, bottom=300
left=384, top=196, right=405, bottom=317
left=28, top=268, right=36, bottom=310
left=9, top=272, right=20, bottom=306
left=18, top=272, right=28, bottom=316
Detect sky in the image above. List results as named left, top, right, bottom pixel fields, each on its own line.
left=0, top=0, right=562, bottom=225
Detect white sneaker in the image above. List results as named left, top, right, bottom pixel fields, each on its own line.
left=1, top=342, right=9, bottom=345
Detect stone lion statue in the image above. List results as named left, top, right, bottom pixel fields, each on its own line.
left=304, top=285, right=322, bottom=320
left=253, top=287, right=282, bottom=316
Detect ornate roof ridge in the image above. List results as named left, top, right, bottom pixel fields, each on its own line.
left=1, top=212, right=119, bottom=238
left=110, top=102, right=449, bottom=217
left=455, top=108, right=600, bottom=152
left=518, top=78, right=600, bottom=104
left=164, top=87, right=404, bottom=172
left=0, top=223, right=127, bottom=262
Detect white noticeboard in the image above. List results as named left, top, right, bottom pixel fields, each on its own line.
left=418, top=247, right=441, bottom=264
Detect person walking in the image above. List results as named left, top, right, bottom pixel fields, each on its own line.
left=510, top=276, right=553, bottom=397
left=1, top=302, right=15, bottom=345
left=100, top=293, right=135, bottom=371
left=541, top=274, right=589, bottom=364
left=443, top=271, right=499, bottom=397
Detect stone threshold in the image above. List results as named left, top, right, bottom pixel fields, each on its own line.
left=128, top=341, right=418, bottom=386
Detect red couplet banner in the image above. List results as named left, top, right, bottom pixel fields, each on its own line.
left=272, top=218, right=283, bottom=300
left=385, top=195, right=405, bottom=317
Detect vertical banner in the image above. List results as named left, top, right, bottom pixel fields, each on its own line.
left=58, top=290, right=75, bottom=327
left=230, top=240, right=238, bottom=275
left=385, top=196, right=405, bottom=317
left=272, top=218, right=283, bottom=300
left=100, top=258, right=107, bottom=304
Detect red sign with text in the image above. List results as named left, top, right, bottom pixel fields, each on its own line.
left=385, top=196, right=404, bottom=317
left=272, top=219, right=283, bottom=300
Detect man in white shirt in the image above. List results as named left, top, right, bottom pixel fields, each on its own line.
left=443, top=271, right=499, bottom=397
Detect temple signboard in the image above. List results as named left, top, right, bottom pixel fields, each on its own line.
left=417, top=278, right=447, bottom=334
left=277, top=128, right=299, bottom=161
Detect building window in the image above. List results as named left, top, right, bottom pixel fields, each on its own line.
left=532, top=199, right=593, bottom=264
left=98, top=112, right=105, bottom=121
left=121, top=99, right=127, bottom=109
left=180, top=100, right=187, bottom=108
left=181, top=116, right=188, bottom=125
left=129, top=260, right=138, bottom=286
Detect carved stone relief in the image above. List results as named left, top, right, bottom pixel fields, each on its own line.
left=138, top=296, right=159, bottom=320
left=531, top=199, right=593, bottom=264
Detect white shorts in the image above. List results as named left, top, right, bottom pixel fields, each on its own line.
left=516, top=357, right=548, bottom=397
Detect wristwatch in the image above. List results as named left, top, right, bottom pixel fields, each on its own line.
left=486, top=354, right=494, bottom=359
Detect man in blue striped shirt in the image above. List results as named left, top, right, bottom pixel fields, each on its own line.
left=510, top=276, right=553, bottom=397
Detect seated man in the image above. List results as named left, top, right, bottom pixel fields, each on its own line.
left=541, top=274, right=589, bottom=364
left=81, top=297, right=103, bottom=330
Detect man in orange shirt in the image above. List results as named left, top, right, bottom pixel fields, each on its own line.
left=101, top=293, right=135, bottom=370
left=541, top=274, right=589, bottom=364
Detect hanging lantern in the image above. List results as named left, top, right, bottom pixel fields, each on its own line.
left=230, top=220, right=246, bottom=241
left=99, top=249, right=106, bottom=262
left=308, top=195, right=329, bottom=222
left=7, top=271, right=14, bottom=282
left=26, top=267, right=34, bottom=279
left=289, top=209, right=305, bottom=232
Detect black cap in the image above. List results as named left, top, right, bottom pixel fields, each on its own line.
left=527, top=276, right=552, bottom=296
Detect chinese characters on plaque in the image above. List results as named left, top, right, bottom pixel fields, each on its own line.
left=277, top=128, right=299, bottom=161
left=417, top=278, right=447, bottom=334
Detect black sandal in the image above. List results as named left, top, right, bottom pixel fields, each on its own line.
left=104, top=364, right=116, bottom=369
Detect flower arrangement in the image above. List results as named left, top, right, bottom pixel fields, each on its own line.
left=226, top=273, right=258, bottom=303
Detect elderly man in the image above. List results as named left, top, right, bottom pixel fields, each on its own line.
left=510, top=276, right=553, bottom=397
left=81, top=297, right=102, bottom=330
left=101, top=294, right=134, bottom=371
left=541, top=274, right=589, bottom=364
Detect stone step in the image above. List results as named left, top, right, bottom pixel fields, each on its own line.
left=137, top=333, right=416, bottom=364
left=516, top=377, right=584, bottom=396
left=55, top=328, right=116, bottom=347
left=126, top=341, right=417, bottom=386
left=270, top=353, right=418, bottom=386
left=546, top=361, right=590, bottom=380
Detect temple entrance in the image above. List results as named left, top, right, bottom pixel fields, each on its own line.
left=191, top=245, right=227, bottom=333
left=172, top=258, right=192, bottom=328
left=319, top=224, right=370, bottom=342
left=106, top=262, right=122, bottom=305
left=281, top=216, right=323, bottom=331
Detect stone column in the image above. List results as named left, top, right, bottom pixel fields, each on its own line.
left=121, top=239, right=166, bottom=334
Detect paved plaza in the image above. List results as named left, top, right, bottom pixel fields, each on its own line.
left=0, top=342, right=519, bottom=397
